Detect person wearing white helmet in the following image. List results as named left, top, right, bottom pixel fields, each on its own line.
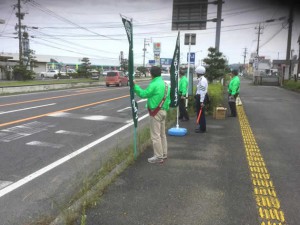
left=195, top=65, right=208, bottom=133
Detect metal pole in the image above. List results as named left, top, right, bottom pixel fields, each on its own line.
left=185, top=34, right=191, bottom=108
left=143, top=38, right=146, bottom=67
left=215, top=0, right=223, bottom=52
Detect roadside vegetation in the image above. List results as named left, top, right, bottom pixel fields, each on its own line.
left=283, top=80, right=300, bottom=92
left=0, top=78, right=101, bottom=87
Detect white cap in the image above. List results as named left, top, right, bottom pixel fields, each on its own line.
left=195, top=66, right=206, bottom=75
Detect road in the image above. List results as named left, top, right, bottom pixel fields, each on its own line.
left=0, top=78, right=299, bottom=225
left=0, top=83, right=149, bottom=225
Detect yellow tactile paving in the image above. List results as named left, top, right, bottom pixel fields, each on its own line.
left=237, top=105, right=287, bottom=225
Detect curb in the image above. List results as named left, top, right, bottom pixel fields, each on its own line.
left=50, top=155, right=134, bottom=225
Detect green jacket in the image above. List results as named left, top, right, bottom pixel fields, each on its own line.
left=179, top=75, right=188, bottom=96
left=134, top=76, right=170, bottom=111
left=228, top=75, right=240, bottom=96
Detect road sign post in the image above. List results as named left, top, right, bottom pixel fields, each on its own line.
left=184, top=33, right=196, bottom=107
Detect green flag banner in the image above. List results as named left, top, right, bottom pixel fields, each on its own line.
left=170, top=31, right=180, bottom=107
left=122, top=17, right=138, bottom=128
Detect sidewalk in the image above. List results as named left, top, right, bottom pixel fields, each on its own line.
left=74, top=111, right=258, bottom=225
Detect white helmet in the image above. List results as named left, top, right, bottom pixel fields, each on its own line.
left=195, top=66, right=206, bottom=75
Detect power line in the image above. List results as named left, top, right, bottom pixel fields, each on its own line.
left=27, top=0, right=119, bottom=41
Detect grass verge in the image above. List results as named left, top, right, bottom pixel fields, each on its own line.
left=0, top=79, right=100, bottom=87
left=283, top=80, right=300, bottom=92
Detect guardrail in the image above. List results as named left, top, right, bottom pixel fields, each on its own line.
left=253, top=76, right=280, bottom=86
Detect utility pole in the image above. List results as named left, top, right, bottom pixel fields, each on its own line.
left=215, top=0, right=223, bottom=52
left=16, top=0, right=24, bottom=66
left=242, top=48, right=248, bottom=73
left=142, top=38, right=151, bottom=67
left=297, top=35, right=300, bottom=82
left=286, top=3, right=294, bottom=80
left=255, top=23, right=263, bottom=56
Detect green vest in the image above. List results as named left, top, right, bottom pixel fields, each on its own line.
left=134, top=76, right=170, bottom=111
left=228, top=76, right=240, bottom=95
left=179, top=75, right=188, bottom=96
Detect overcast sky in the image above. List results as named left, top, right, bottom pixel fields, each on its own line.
left=0, top=0, right=299, bottom=66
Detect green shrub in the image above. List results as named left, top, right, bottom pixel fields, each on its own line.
left=188, top=83, right=224, bottom=116
left=12, top=65, right=34, bottom=81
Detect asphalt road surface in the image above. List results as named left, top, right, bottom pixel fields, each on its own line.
left=0, top=82, right=150, bottom=225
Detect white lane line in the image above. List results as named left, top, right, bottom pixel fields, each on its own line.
left=117, top=99, right=147, bottom=112
left=26, top=141, right=64, bottom=149
left=55, top=130, right=92, bottom=137
left=0, top=181, right=13, bottom=190
left=0, top=103, right=56, bottom=115
left=117, top=107, right=131, bottom=112
left=0, top=113, right=149, bottom=198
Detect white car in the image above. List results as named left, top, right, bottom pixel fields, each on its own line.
left=40, top=70, right=60, bottom=79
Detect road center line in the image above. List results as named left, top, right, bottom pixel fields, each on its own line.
left=0, top=113, right=148, bottom=198
left=0, top=95, right=130, bottom=128
left=237, top=105, right=287, bottom=225
left=0, top=103, right=56, bottom=115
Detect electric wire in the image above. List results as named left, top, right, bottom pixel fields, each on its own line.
left=27, top=0, right=119, bottom=41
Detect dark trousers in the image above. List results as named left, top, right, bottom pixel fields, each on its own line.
left=195, top=95, right=206, bottom=131
left=179, top=95, right=189, bottom=120
left=228, top=94, right=238, bottom=117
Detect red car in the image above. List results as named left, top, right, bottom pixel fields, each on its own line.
left=105, top=71, right=129, bottom=87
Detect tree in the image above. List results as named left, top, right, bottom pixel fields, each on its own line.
left=120, top=58, right=128, bottom=72
left=78, top=57, right=91, bottom=77
left=203, top=47, right=229, bottom=82
left=136, top=66, right=148, bottom=77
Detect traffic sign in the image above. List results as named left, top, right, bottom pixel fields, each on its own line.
left=187, top=52, right=195, bottom=64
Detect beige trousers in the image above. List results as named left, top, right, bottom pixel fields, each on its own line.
left=149, top=110, right=168, bottom=158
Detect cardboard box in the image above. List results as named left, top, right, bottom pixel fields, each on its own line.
left=213, top=107, right=227, bottom=119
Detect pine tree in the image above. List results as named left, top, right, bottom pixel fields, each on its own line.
left=203, top=47, right=229, bottom=82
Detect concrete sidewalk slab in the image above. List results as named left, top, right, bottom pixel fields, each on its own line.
left=75, top=113, right=258, bottom=225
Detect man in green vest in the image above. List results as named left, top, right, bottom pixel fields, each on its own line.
left=133, top=66, right=170, bottom=163
left=178, top=68, right=189, bottom=121
left=228, top=70, right=240, bottom=117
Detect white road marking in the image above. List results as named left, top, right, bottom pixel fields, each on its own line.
left=0, top=121, right=53, bottom=143
left=117, top=107, right=131, bottom=112
left=137, top=99, right=147, bottom=103
left=49, top=112, right=129, bottom=123
left=26, top=141, right=64, bottom=149
left=0, top=103, right=56, bottom=115
left=82, top=115, right=108, bottom=120
left=0, top=181, right=13, bottom=190
left=117, top=99, right=147, bottom=112
left=0, top=113, right=148, bottom=198
left=47, top=112, right=71, bottom=117
left=55, top=130, right=92, bottom=136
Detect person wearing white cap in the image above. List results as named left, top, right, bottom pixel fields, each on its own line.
left=195, top=65, right=208, bottom=133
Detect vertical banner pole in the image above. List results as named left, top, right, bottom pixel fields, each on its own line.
left=186, top=34, right=191, bottom=108
left=121, top=15, right=138, bottom=160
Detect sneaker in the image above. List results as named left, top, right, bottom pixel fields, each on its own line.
left=195, top=129, right=206, bottom=133
left=148, top=156, right=163, bottom=163
left=161, top=154, right=168, bottom=160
